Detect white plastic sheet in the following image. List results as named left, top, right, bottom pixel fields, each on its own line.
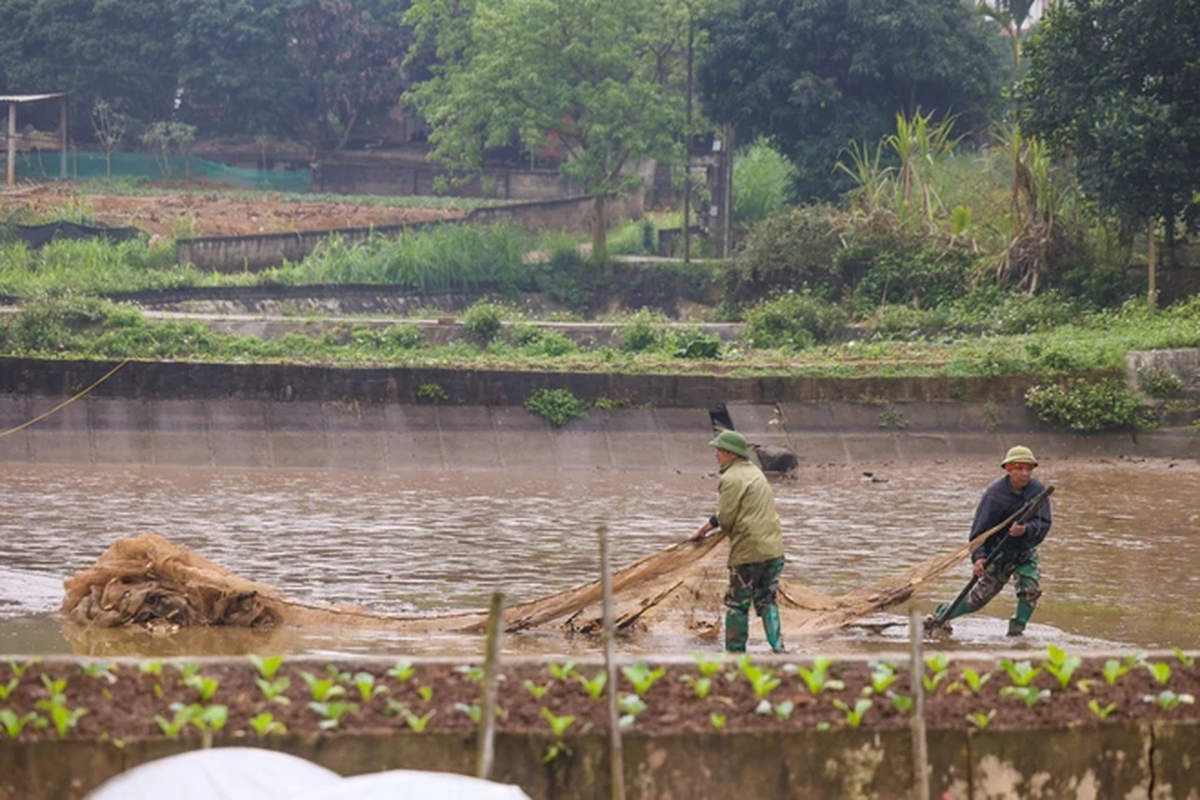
left=85, top=748, right=531, bottom=800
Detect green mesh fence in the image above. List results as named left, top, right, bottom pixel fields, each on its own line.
left=13, top=151, right=312, bottom=193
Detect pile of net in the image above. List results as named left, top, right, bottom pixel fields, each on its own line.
left=60, top=525, right=1005, bottom=638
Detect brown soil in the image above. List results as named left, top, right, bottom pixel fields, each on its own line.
left=2, top=655, right=1197, bottom=743
left=0, top=185, right=467, bottom=239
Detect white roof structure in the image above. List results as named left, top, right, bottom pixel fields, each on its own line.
left=84, top=748, right=533, bottom=800
left=0, top=93, right=66, bottom=103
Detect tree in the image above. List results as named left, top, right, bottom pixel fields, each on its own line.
left=1020, top=0, right=1200, bottom=305
left=405, top=0, right=691, bottom=259
left=173, top=0, right=308, bottom=139
left=90, top=99, right=128, bottom=177
left=697, top=0, right=1009, bottom=201
left=285, top=0, right=413, bottom=151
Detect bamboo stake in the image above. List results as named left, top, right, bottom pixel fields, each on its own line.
left=599, top=526, right=626, bottom=800
left=910, top=608, right=930, bottom=800
left=477, top=590, right=505, bottom=781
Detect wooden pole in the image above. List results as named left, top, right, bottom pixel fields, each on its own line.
left=476, top=590, right=505, bottom=781
left=599, top=526, right=626, bottom=800
left=909, top=608, right=930, bottom=800
left=6, top=102, right=15, bottom=186
left=1148, top=217, right=1158, bottom=314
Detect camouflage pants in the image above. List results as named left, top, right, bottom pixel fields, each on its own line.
left=964, top=552, right=1042, bottom=624
left=723, top=556, right=785, bottom=616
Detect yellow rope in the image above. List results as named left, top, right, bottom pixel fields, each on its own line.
left=0, top=359, right=130, bottom=439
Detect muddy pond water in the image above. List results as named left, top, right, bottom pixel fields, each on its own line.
left=1, top=458, right=1196, bottom=658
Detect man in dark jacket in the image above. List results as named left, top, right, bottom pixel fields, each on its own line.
left=690, top=430, right=787, bottom=653
left=931, top=445, right=1052, bottom=636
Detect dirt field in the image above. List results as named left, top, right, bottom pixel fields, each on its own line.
left=0, top=184, right=467, bottom=239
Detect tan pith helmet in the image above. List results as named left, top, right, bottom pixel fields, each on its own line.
left=1001, top=445, right=1038, bottom=467
left=709, top=429, right=750, bottom=459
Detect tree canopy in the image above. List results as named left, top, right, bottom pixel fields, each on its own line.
left=1019, top=0, right=1200, bottom=233
left=697, top=0, right=1009, bottom=200
left=405, top=0, right=692, bottom=256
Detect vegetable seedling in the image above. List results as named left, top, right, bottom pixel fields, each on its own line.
left=301, top=672, right=346, bottom=702
left=387, top=660, right=415, bottom=682
left=1143, top=691, right=1195, bottom=711
left=740, top=662, right=781, bottom=700
left=548, top=661, right=577, bottom=680
left=865, top=661, right=898, bottom=696
left=832, top=698, right=873, bottom=729
left=154, top=703, right=196, bottom=738
left=959, top=668, right=991, bottom=694
left=7, top=658, right=39, bottom=678
left=576, top=671, right=607, bottom=700
left=621, top=664, right=665, bottom=697
left=791, top=657, right=844, bottom=695
left=998, top=659, right=1042, bottom=687
left=309, top=701, right=359, bottom=730
left=1000, top=686, right=1050, bottom=708
left=1102, top=659, right=1129, bottom=686
left=681, top=675, right=712, bottom=700
left=138, top=661, right=164, bottom=676
left=1172, top=647, right=1195, bottom=668
left=692, top=653, right=725, bottom=678
left=248, top=655, right=285, bottom=680
left=0, top=678, right=18, bottom=701
left=541, top=706, right=575, bottom=738
left=966, top=709, right=996, bottom=729
left=524, top=680, right=551, bottom=699
left=709, top=713, right=727, bottom=730
left=1043, top=646, right=1082, bottom=690
left=888, top=692, right=914, bottom=713
left=1088, top=701, right=1117, bottom=720
left=82, top=662, right=118, bottom=684
left=455, top=703, right=482, bottom=723
left=255, top=676, right=291, bottom=704
left=1146, top=662, right=1173, bottom=686
left=455, top=665, right=485, bottom=684
left=417, top=686, right=434, bottom=702
left=184, top=674, right=220, bottom=702
left=353, top=672, right=388, bottom=702
left=0, top=709, right=39, bottom=739
left=249, top=712, right=287, bottom=736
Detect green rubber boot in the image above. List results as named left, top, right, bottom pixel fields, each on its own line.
left=724, top=608, right=749, bottom=652
left=762, top=605, right=785, bottom=654
left=1008, top=599, right=1035, bottom=636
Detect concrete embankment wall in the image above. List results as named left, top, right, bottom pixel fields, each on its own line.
left=1, top=358, right=1196, bottom=469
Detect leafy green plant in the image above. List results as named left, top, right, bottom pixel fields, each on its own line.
left=832, top=698, right=873, bottom=729
left=353, top=672, right=388, bottom=702
left=967, top=709, right=997, bottom=729
left=923, top=653, right=952, bottom=693
left=739, top=662, right=781, bottom=700
left=301, top=671, right=346, bottom=702
left=462, top=302, right=504, bottom=345
left=709, top=713, right=727, bottom=730
left=619, top=310, right=663, bottom=353
left=621, top=664, right=666, bottom=697
left=524, top=680, right=551, bottom=700
left=1000, top=686, right=1050, bottom=708
left=309, top=701, right=359, bottom=730
left=692, top=653, right=725, bottom=678
left=1043, top=646, right=1082, bottom=690
left=888, top=692, right=914, bottom=713
left=681, top=675, right=712, bottom=700
left=0, top=678, right=19, bottom=701
left=417, top=686, right=434, bottom=702
left=82, top=662, right=118, bottom=684
left=138, top=661, right=164, bottom=676
left=387, top=660, right=415, bottom=682
left=540, top=707, right=576, bottom=762
left=249, top=711, right=287, bottom=736
left=958, top=668, right=992, bottom=695
left=248, top=655, right=285, bottom=680
left=1102, top=659, right=1129, bottom=685
left=1147, top=661, right=1173, bottom=686
left=1025, top=378, right=1147, bottom=432
left=455, top=702, right=482, bottom=723
left=7, top=659, right=39, bottom=678
left=789, top=657, right=846, bottom=695
left=999, top=659, right=1042, bottom=687
left=1088, top=701, right=1117, bottom=720
left=1173, top=648, right=1195, bottom=668
left=256, top=676, right=291, bottom=704
left=184, top=674, right=220, bottom=702
left=617, top=694, right=646, bottom=729
left=154, top=703, right=197, bottom=738
left=525, top=388, right=587, bottom=427
left=455, top=665, right=485, bottom=683
left=548, top=661, right=577, bottom=681
left=1143, top=691, right=1195, bottom=711
left=417, top=382, right=449, bottom=402
left=576, top=671, right=607, bottom=700
left=0, top=709, right=40, bottom=739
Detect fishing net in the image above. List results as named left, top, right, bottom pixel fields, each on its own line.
left=59, top=522, right=1007, bottom=639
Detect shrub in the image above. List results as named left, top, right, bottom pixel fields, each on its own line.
left=843, top=241, right=973, bottom=313
left=859, top=304, right=950, bottom=341
left=527, top=331, right=577, bottom=358
left=723, top=205, right=842, bottom=303
left=525, top=388, right=587, bottom=426
left=950, top=288, right=1082, bottom=336
left=384, top=324, right=424, bottom=350
left=462, top=302, right=503, bottom=345
left=1025, top=378, right=1148, bottom=431
left=619, top=309, right=664, bottom=353
left=668, top=326, right=723, bottom=359
left=1138, top=367, right=1183, bottom=398
left=741, top=292, right=847, bottom=350
left=733, top=139, right=796, bottom=227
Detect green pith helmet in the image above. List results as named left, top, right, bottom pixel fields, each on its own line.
left=1001, top=445, right=1038, bottom=467
left=709, top=429, right=750, bottom=459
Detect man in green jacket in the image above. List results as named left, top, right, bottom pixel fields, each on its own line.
left=690, top=430, right=787, bottom=653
